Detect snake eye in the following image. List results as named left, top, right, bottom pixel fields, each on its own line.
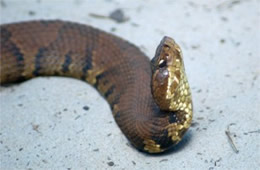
left=164, top=44, right=170, bottom=50
left=158, top=59, right=167, bottom=68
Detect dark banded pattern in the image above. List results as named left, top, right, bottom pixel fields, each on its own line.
left=62, top=52, right=72, bottom=73
left=0, top=20, right=193, bottom=153
left=33, top=47, right=47, bottom=76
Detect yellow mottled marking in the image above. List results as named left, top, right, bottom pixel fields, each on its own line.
left=143, top=139, right=163, bottom=153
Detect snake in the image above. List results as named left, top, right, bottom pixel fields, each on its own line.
left=0, top=20, right=193, bottom=153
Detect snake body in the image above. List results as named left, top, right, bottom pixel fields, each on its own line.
left=0, top=20, right=192, bottom=153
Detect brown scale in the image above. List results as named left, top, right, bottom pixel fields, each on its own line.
left=0, top=20, right=193, bottom=153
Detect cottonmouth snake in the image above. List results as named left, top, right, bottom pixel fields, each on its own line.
left=0, top=20, right=193, bottom=153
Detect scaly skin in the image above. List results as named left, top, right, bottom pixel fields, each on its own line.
left=0, top=20, right=192, bottom=153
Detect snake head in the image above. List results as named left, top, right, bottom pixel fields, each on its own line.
left=151, top=36, right=184, bottom=111
left=151, top=36, right=183, bottom=71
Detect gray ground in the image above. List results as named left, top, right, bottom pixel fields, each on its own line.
left=0, top=0, right=259, bottom=170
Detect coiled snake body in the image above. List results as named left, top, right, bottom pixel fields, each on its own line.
left=0, top=20, right=192, bottom=153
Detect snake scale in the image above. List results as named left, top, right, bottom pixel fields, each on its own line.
left=0, top=20, right=192, bottom=153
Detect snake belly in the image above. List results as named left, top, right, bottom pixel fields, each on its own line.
left=0, top=20, right=192, bottom=153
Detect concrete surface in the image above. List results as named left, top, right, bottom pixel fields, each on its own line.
left=0, top=0, right=259, bottom=169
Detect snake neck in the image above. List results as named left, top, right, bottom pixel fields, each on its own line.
left=168, top=64, right=193, bottom=128
left=168, top=64, right=192, bottom=112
